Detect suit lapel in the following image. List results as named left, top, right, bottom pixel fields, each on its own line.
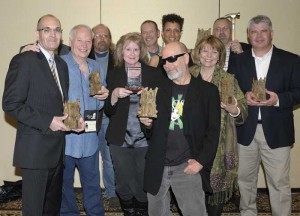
left=183, top=77, right=197, bottom=114
left=55, top=56, right=68, bottom=99
left=244, top=50, right=257, bottom=80
left=265, top=47, right=280, bottom=88
left=159, top=78, right=172, bottom=114
left=37, top=52, right=57, bottom=86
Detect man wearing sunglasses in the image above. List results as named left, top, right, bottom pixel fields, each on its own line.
left=140, top=41, right=221, bottom=215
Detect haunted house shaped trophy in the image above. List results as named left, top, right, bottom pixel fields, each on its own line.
left=252, top=78, right=266, bottom=102
left=138, top=88, right=158, bottom=118
left=64, top=99, right=81, bottom=129
left=89, top=71, right=102, bottom=96
left=220, top=75, right=235, bottom=105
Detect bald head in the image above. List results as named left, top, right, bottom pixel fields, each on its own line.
left=162, top=41, right=187, bottom=59
left=162, top=42, right=190, bottom=84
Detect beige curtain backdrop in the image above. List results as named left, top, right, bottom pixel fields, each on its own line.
left=0, top=0, right=299, bottom=188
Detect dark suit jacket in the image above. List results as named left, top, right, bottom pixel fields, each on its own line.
left=228, top=46, right=300, bottom=149
left=227, top=42, right=251, bottom=71
left=2, top=51, right=69, bottom=169
left=143, top=76, right=221, bottom=195
left=104, top=62, right=164, bottom=145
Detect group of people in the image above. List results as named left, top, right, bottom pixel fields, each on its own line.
left=2, top=11, right=300, bottom=216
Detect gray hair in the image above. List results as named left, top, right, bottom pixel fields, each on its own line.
left=247, top=15, right=272, bottom=31
left=69, top=24, right=94, bottom=40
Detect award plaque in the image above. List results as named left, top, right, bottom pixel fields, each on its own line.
left=252, top=78, right=266, bottom=102
left=138, top=87, right=158, bottom=118
left=220, top=75, right=235, bottom=105
left=89, top=71, right=102, bottom=96
left=125, top=67, right=142, bottom=93
left=64, top=100, right=81, bottom=129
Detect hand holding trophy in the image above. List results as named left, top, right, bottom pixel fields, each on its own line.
left=125, top=67, right=142, bottom=93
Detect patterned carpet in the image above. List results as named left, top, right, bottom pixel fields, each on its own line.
left=0, top=191, right=299, bottom=215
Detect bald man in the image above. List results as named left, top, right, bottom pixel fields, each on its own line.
left=140, top=42, right=221, bottom=216
left=3, top=14, right=72, bottom=216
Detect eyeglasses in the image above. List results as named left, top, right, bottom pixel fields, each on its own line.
left=94, top=34, right=110, bottom=39
left=38, top=27, right=63, bottom=34
left=162, top=53, right=185, bottom=65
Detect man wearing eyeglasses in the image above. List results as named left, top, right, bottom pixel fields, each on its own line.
left=88, top=24, right=121, bottom=209
left=139, top=41, right=220, bottom=216
left=2, top=14, right=84, bottom=216
left=19, top=25, right=70, bottom=56
left=213, top=17, right=251, bottom=71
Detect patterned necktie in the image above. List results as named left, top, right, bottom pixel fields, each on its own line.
left=49, top=56, right=64, bottom=101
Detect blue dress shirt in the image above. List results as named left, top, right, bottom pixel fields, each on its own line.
left=62, top=52, right=106, bottom=158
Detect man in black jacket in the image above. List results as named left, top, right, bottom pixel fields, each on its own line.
left=213, top=17, right=251, bottom=71
left=228, top=15, right=300, bottom=216
left=140, top=41, right=220, bottom=216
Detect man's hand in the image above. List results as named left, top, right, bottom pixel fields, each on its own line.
left=21, top=43, right=40, bottom=53
left=259, top=89, right=278, bottom=106
left=93, top=86, right=109, bottom=100
left=184, top=159, right=203, bottom=175
left=71, top=117, right=85, bottom=133
left=230, top=40, right=243, bottom=54
left=139, top=117, right=153, bottom=128
left=245, top=91, right=260, bottom=106
left=49, top=115, right=70, bottom=132
left=246, top=90, right=278, bottom=107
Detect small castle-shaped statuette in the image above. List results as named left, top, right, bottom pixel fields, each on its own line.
left=220, top=75, right=235, bottom=105
left=138, top=88, right=158, bottom=118
left=64, top=99, right=81, bottom=129
left=89, top=71, right=102, bottom=96
left=252, top=78, right=266, bottom=102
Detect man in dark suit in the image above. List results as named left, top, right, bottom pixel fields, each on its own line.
left=140, top=41, right=220, bottom=215
left=213, top=17, right=251, bottom=71
left=228, top=15, right=300, bottom=216
left=2, top=14, right=82, bottom=216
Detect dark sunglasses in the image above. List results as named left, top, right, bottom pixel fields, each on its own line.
left=161, top=53, right=185, bottom=65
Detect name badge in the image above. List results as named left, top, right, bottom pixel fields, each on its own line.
left=84, top=110, right=98, bottom=133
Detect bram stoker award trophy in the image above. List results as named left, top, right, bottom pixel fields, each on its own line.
left=125, top=67, right=142, bottom=93
left=252, top=77, right=266, bottom=102
left=220, top=75, right=235, bottom=105
left=138, top=87, right=158, bottom=118
left=64, top=99, right=81, bottom=129
left=89, top=71, right=102, bottom=96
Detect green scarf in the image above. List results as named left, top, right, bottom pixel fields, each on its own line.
left=190, top=65, right=248, bottom=205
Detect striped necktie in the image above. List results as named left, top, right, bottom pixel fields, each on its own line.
left=49, top=57, right=64, bottom=101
